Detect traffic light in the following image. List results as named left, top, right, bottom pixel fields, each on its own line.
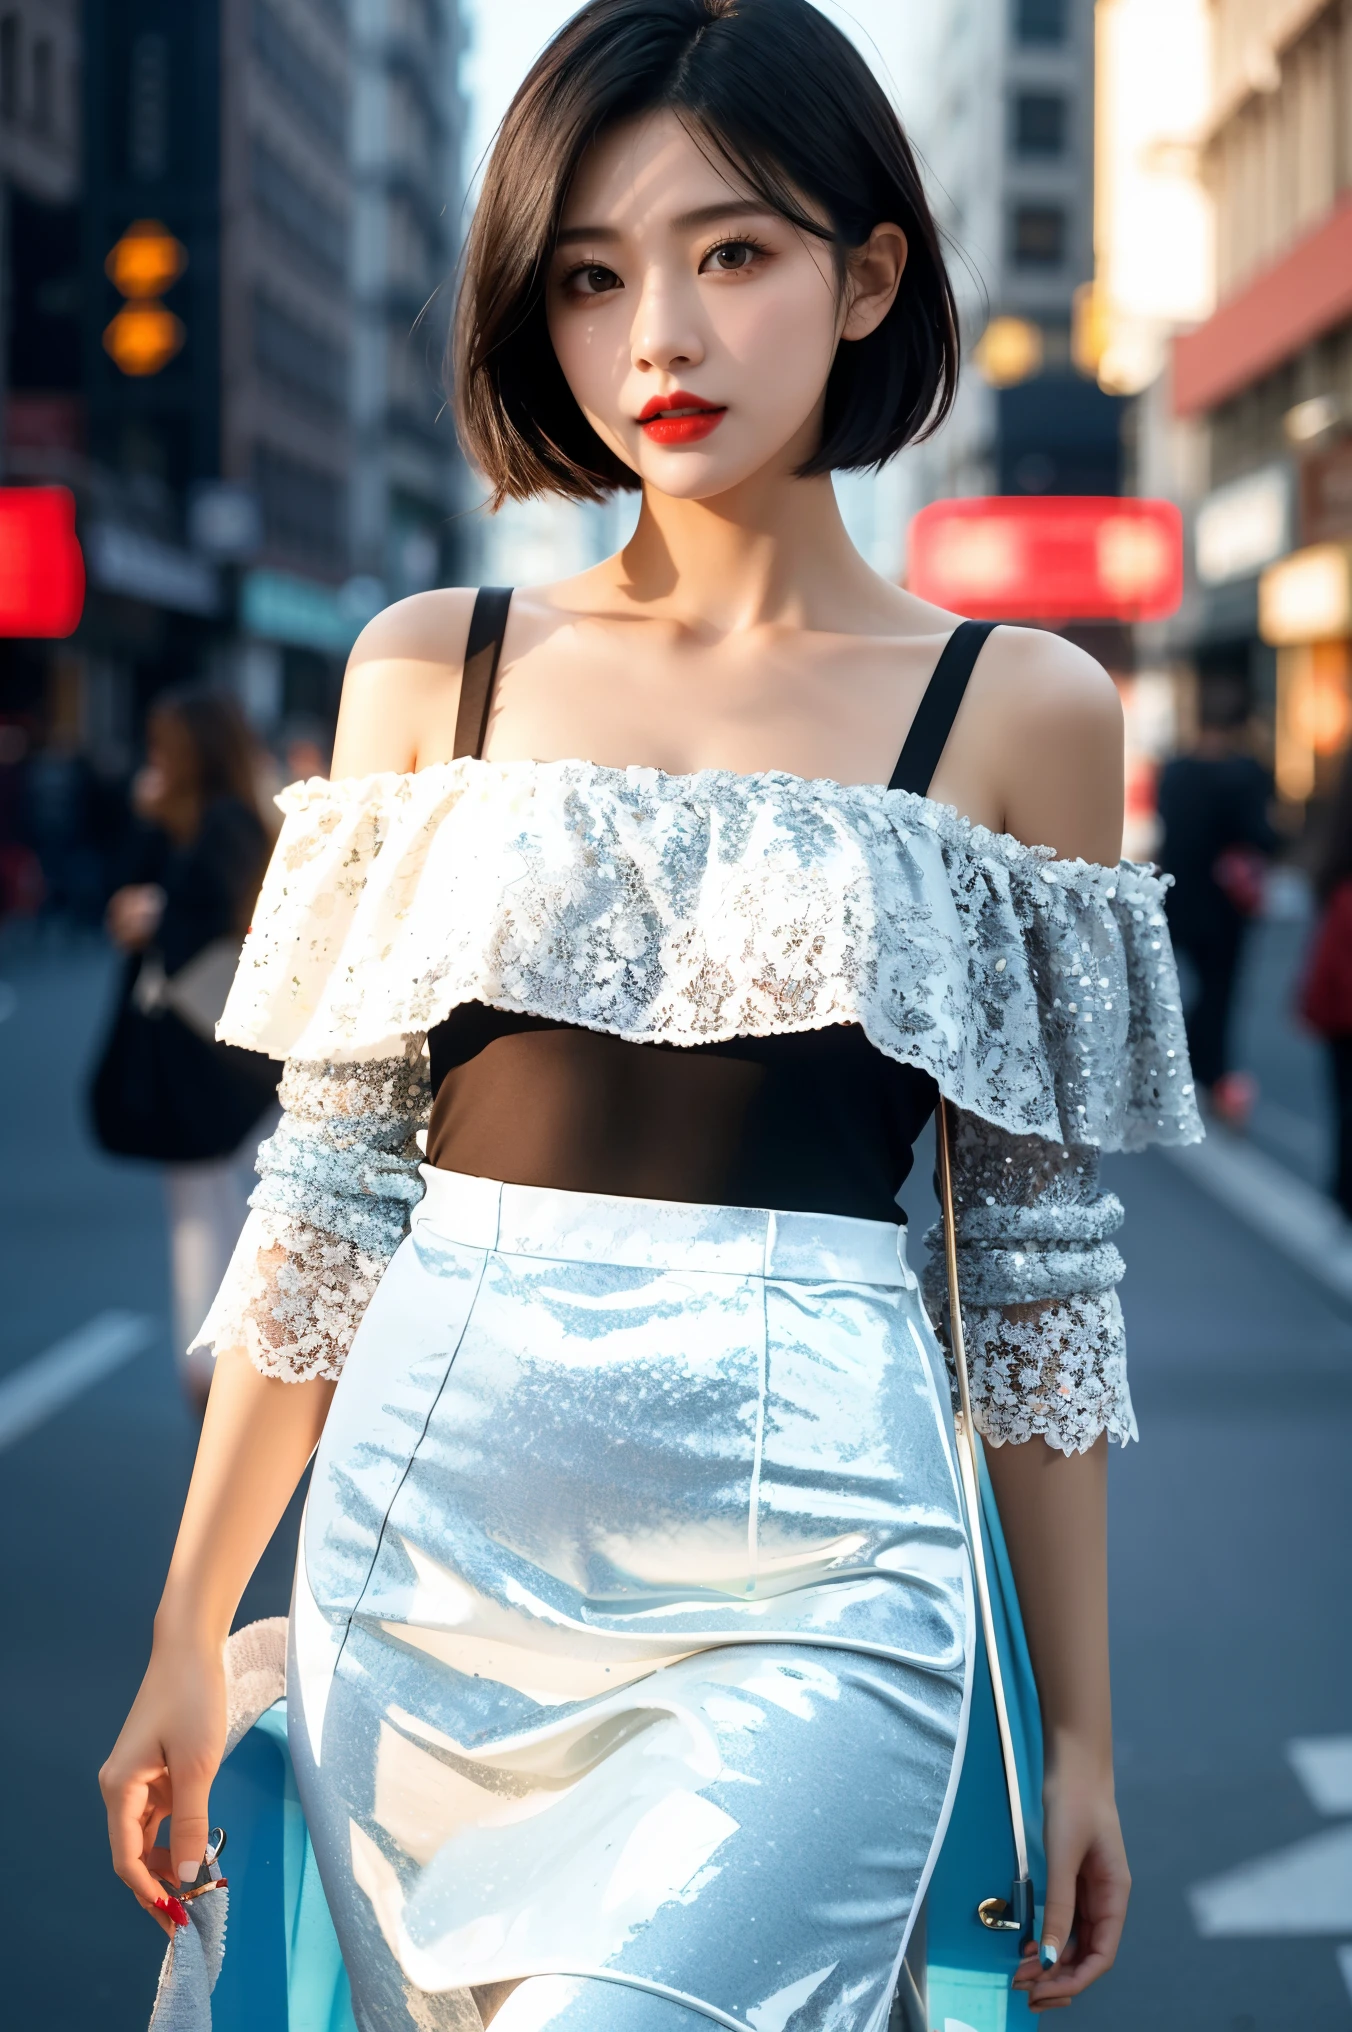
left=102, top=219, right=187, bottom=377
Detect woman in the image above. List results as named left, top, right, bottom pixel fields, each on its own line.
left=101, top=4, right=1199, bottom=2024
left=98, top=687, right=278, bottom=1410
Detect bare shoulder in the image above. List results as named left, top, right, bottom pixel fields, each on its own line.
left=331, top=589, right=478, bottom=779
left=975, top=624, right=1122, bottom=737
left=968, top=626, right=1124, bottom=865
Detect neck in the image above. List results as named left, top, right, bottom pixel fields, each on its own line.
left=611, top=464, right=883, bottom=634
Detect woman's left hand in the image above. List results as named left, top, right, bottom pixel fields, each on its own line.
left=1010, top=1745, right=1130, bottom=2012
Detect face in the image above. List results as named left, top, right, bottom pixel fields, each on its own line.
left=546, top=110, right=905, bottom=501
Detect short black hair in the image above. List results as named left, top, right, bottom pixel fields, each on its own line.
left=452, top=0, right=959, bottom=506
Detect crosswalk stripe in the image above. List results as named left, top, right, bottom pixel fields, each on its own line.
left=0, top=1310, right=157, bottom=1452
left=1189, top=1822, right=1352, bottom=1935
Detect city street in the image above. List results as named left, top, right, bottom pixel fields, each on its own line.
left=1, top=914, right=1349, bottom=2031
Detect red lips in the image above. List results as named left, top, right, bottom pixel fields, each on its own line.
left=638, top=390, right=727, bottom=444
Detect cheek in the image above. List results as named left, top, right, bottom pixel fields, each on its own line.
left=713, top=268, right=839, bottom=409
left=547, top=304, right=630, bottom=422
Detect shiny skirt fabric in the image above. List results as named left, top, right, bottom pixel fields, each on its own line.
left=289, top=1168, right=975, bottom=2032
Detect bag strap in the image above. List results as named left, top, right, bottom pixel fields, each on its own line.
left=453, top=587, right=514, bottom=761
left=935, top=1093, right=1037, bottom=1946
left=889, top=621, right=997, bottom=797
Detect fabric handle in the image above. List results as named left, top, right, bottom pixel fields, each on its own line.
left=936, top=1093, right=1038, bottom=1946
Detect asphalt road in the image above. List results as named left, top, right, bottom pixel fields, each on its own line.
left=0, top=920, right=1347, bottom=2030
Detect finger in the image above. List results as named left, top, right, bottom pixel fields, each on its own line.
left=1011, top=1946, right=1042, bottom=1991
left=105, top=1777, right=187, bottom=1932
left=1031, top=1944, right=1116, bottom=2002
left=1038, top=1867, right=1077, bottom=1980
left=167, top=1754, right=214, bottom=1889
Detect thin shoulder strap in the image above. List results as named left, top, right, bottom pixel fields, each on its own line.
left=888, top=620, right=998, bottom=796
left=453, top=586, right=514, bottom=761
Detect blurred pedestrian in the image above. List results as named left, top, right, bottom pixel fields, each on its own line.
left=1157, top=677, right=1278, bottom=1127
left=89, top=686, right=279, bottom=1412
left=1300, top=747, right=1352, bottom=1217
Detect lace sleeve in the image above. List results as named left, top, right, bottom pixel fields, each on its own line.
left=191, top=1041, right=429, bottom=1382
left=922, top=1107, right=1136, bottom=1456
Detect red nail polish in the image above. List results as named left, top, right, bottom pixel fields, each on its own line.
left=155, top=1895, right=189, bottom=1927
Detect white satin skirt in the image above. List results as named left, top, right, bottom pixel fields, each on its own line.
left=288, top=1167, right=975, bottom=2032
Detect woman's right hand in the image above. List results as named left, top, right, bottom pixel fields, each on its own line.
left=99, top=1635, right=227, bottom=1938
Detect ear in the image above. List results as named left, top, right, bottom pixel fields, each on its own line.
left=841, top=222, right=908, bottom=342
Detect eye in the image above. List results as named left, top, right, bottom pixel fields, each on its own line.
left=699, top=237, right=769, bottom=275
left=564, top=261, right=622, bottom=297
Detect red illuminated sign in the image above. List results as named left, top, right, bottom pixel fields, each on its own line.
left=0, top=487, right=85, bottom=637
left=908, top=496, right=1183, bottom=623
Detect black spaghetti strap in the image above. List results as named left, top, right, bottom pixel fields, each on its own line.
left=453, top=586, right=514, bottom=761
left=887, top=620, right=997, bottom=797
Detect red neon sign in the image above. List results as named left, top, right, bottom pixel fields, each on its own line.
left=908, top=496, right=1183, bottom=623
left=0, top=486, right=85, bottom=637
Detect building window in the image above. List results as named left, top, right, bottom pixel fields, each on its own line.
left=0, top=15, right=19, bottom=124
left=254, top=444, right=346, bottom=567
left=254, top=292, right=348, bottom=418
left=1011, top=203, right=1066, bottom=267
left=1013, top=91, right=1065, bottom=157
left=253, top=0, right=347, bottom=154
left=31, top=36, right=52, bottom=135
left=1014, top=0, right=1067, bottom=44
left=252, top=140, right=347, bottom=282
left=128, top=32, right=169, bottom=181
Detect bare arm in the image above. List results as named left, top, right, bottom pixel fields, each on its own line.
left=330, top=586, right=476, bottom=777
left=100, top=1353, right=332, bottom=1932
left=978, top=630, right=1131, bottom=2005
left=100, top=600, right=455, bottom=1933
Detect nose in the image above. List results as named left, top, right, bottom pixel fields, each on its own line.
left=630, top=267, right=705, bottom=378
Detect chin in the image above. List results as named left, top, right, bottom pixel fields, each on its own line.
left=633, top=443, right=788, bottom=502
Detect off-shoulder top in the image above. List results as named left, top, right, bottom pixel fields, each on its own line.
left=193, top=600, right=1202, bottom=1455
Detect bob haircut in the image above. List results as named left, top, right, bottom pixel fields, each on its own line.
left=452, top=0, right=959, bottom=507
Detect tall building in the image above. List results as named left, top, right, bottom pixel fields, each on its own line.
left=79, top=1, right=357, bottom=743
left=0, top=0, right=87, bottom=813
left=1171, top=0, right=1352, bottom=811
left=350, top=0, right=467, bottom=605
left=0, top=0, right=82, bottom=472
left=905, top=0, right=1124, bottom=512
left=65, top=0, right=466, bottom=762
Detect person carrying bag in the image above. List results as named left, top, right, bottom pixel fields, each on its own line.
left=90, top=686, right=280, bottom=1407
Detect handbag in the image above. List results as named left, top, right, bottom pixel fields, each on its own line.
left=89, top=939, right=279, bottom=1164
left=908, top=1095, right=1045, bottom=2031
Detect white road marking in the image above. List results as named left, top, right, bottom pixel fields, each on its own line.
left=0, top=1310, right=157, bottom=1452
left=1189, top=1822, right=1352, bottom=1935
left=1291, top=1738, right=1352, bottom=1816
left=1163, top=1124, right=1352, bottom=1307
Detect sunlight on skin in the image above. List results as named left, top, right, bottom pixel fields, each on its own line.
left=100, top=88, right=1130, bottom=2023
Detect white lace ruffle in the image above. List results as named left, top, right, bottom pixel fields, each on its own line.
left=217, top=759, right=1201, bottom=1153
left=966, top=1292, right=1136, bottom=1456
left=190, top=1049, right=427, bottom=1381
left=920, top=1108, right=1134, bottom=1453
left=191, top=1204, right=393, bottom=1382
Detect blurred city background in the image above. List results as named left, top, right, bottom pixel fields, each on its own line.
left=0, top=0, right=1350, bottom=2024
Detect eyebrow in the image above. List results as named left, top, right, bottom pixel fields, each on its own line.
left=554, top=199, right=775, bottom=248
